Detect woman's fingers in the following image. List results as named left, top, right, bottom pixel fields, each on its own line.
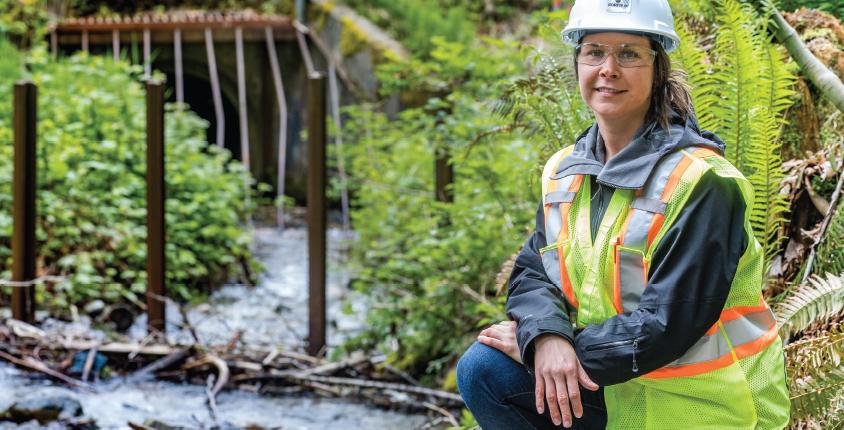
left=545, top=375, right=563, bottom=426
left=535, top=372, right=545, bottom=414
left=554, top=371, right=574, bottom=427
left=578, top=361, right=599, bottom=391
left=477, top=334, right=506, bottom=350
left=565, top=366, right=582, bottom=421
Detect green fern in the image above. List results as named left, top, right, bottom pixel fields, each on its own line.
left=815, top=203, right=844, bottom=276
left=774, top=273, right=844, bottom=339
left=675, top=0, right=796, bottom=264
left=672, top=21, right=720, bottom=132
left=786, top=329, right=844, bottom=423
left=746, top=108, right=789, bottom=262
left=708, top=0, right=761, bottom=173
left=789, top=369, right=844, bottom=423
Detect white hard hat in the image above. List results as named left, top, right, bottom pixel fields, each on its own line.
left=561, top=0, right=681, bottom=53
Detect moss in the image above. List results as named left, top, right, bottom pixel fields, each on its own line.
left=339, top=15, right=370, bottom=56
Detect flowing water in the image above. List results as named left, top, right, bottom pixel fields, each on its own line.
left=0, top=224, right=436, bottom=429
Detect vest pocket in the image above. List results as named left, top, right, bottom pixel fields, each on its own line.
left=540, top=241, right=568, bottom=290
left=613, top=242, right=648, bottom=314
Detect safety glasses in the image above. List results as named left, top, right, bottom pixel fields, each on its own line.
left=575, top=42, right=657, bottom=68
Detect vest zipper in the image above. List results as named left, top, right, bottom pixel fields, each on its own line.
left=632, top=338, right=639, bottom=373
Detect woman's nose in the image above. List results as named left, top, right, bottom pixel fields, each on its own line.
left=599, top=55, right=621, bottom=78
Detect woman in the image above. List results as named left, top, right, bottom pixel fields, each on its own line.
left=456, top=0, right=790, bottom=429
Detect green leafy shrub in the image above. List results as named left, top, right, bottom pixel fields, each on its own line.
left=0, top=42, right=258, bottom=310
left=340, top=36, right=536, bottom=380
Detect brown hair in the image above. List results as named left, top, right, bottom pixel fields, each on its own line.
left=574, top=38, right=694, bottom=131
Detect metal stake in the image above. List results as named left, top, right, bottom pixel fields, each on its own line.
left=146, top=80, right=166, bottom=336
left=11, top=81, right=37, bottom=323
left=307, top=72, right=327, bottom=357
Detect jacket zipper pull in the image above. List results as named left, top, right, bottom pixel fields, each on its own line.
left=632, top=339, right=639, bottom=373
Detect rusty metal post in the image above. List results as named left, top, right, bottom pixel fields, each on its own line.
left=307, top=72, right=326, bottom=357
left=11, top=81, right=37, bottom=323
left=146, top=80, right=166, bottom=336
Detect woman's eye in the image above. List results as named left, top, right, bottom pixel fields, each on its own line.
left=619, top=49, right=641, bottom=60
left=586, top=49, right=605, bottom=58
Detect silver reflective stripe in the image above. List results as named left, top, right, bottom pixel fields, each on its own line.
left=630, top=198, right=667, bottom=214
left=541, top=246, right=563, bottom=290
left=664, top=309, right=775, bottom=367
left=616, top=150, right=689, bottom=311
left=543, top=175, right=576, bottom=245
left=545, top=190, right=576, bottom=204
left=618, top=250, right=646, bottom=313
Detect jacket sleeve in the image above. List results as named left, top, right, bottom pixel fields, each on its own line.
left=506, top=201, right=575, bottom=369
left=574, top=171, right=748, bottom=386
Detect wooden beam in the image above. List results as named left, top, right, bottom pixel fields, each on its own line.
left=56, top=16, right=293, bottom=32
left=55, top=27, right=294, bottom=46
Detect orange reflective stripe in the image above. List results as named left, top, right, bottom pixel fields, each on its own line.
left=646, top=213, right=664, bottom=247
left=692, top=148, right=718, bottom=158
left=644, top=315, right=778, bottom=380
left=557, top=175, right=583, bottom=309
left=643, top=351, right=735, bottom=379
left=720, top=299, right=768, bottom=324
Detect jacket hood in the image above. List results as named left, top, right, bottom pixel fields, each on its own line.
left=552, top=112, right=726, bottom=190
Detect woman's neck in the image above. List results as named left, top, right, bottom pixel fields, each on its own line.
left=596, top=116, right=645, bottom=161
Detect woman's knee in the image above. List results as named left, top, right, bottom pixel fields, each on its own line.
left=457, top=342, right=525, bottom=400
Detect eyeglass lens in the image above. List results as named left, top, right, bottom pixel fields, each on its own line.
left=577, top=43, right=655, bottom=68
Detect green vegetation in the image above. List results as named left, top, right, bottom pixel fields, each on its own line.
left=777, top=0, right=844, bottom=19
left=0, top=42, right=258, bottom=312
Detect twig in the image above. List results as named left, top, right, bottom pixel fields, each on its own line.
left=177, top=304, right=201, bottom=346
left=422, top=401, right=460, bottom=427
left=802, top=168, right=844, bottom=283
left=288, top=351, right=368, bottom=378
left=184, top=354, right=229, bottom=397
left=0, top=349, right=92, bottom=391
left=268, top=372, right=464, bottom=404
left=127, top=348, right=192, bottom=383
left=81, top=346, right=99, bottom=382
left=205, top=374, right=220, bottom=424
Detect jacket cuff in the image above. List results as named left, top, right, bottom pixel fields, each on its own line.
left=517, top=316, right=575, bottom=370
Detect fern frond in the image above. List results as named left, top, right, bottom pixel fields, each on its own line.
left=672, top=20, right=720, bottom=131
left=815, top=201, right=844, bottom=277
left=789, top=368, right=844, bottom=422
left=774, top=273, right=844, bottom=339
left=746, top=108, right=789, bottom=262
left=710, top=0, right=762, bottom=172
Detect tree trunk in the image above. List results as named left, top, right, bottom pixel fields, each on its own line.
left=764, top=4, right=844, bottom=113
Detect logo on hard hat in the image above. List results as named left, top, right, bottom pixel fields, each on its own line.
left=606, top=0, right=632, bottom=13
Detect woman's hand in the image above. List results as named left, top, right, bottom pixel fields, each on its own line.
left=478, top=320, right=522, bottom=364
left=533, top=334, right=599, bottom=428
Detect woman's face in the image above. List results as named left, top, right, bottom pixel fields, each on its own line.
left=577, top=32, right=654, bottom=126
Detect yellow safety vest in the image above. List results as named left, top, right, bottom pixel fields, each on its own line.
left=540, top=145, right=790, bottom=429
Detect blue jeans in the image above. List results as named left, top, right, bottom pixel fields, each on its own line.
left=457, top=342, right=607, bottom=430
